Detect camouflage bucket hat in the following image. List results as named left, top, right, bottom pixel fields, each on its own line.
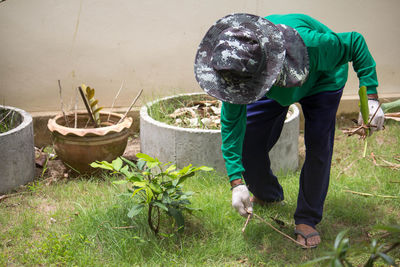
left=194, top=13, right=286, bottom=104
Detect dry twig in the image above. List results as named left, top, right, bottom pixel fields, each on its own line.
left=241, top=213, right=252, bottom=233
left=112, top=226, right=135, bottom=229
left=344, top=190, right=399, bottom=199
left=371, top=153, right=400, bottom=170
left=108, top=80, right=125, bottom=122
left=58, top=80, right=70, bottom=127
left=118, top=89, right=143, bottom=124
left=242, top=210, right=311, bottom=249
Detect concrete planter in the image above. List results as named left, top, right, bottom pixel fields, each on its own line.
left=0, top=106, right=35, bottom=194
left=47, top=112, right=132, bottom=174
left=140, top=93, right=299, bottom=174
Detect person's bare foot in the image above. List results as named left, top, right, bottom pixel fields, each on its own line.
left=295, top=224, right=321, bottom=248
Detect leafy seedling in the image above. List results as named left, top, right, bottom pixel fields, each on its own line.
left=91, top=153, right=213, bottom=234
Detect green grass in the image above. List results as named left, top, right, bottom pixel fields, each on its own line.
left=1, top=121, right=399, bottom=266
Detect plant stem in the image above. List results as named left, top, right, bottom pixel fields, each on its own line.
left=148, top=204, right=160, bottom=234
left=363, top=139, right=368, bottom=158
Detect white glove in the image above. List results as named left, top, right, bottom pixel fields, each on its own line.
left=358, top=99, right=384, bottom=134
left=232, top=184, right=253, bottom=217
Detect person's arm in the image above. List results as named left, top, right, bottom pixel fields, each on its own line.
left=297, top=29, right=378, bottom=96
left=299, top=28, right=384, bottom=131
left=220, top=102, right=247, bottom=183
left=221, top=102, right=253, bottom=217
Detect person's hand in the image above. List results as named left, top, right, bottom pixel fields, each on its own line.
left=358, top=99, right=384, bottom=134
left=231, top=184, right=253, bottom=217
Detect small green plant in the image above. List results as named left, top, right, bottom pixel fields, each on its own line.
left=90, top=153, right=213, bottom=234
left=303, top=225, right=399, bottom=267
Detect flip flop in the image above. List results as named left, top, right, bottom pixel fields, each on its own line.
left=294, top=229, right=320, bottom=248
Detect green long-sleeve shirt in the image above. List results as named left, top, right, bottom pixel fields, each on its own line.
left=221, top=14, right=379, bottom=181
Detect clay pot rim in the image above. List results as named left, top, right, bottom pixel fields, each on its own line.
left=47, top=111, right=132, bottom=137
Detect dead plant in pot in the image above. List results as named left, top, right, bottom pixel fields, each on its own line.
left=47, top=82, right=142, bottom=174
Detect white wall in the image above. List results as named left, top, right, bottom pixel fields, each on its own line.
left=0, top=0, right=399, bottom=112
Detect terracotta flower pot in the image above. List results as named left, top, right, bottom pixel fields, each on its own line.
left=47, top=112, right=132, bottom=174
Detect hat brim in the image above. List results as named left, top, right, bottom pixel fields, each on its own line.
left=194, top=13, right=286, bottom=104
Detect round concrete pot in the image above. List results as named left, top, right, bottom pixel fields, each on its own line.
left=140, top=93, right=299, bottom=174
left=0, top=106, right=35, bottom=194
left=47, top=112, right=132, bottom=174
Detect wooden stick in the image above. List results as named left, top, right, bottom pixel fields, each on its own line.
left=118, top=89, right=143, bottom=124
left=241, top=213, right=252, bottom=233
left=252, top=213, right=311, bottom=249
left=74, top=88, right=79, bottom=128
left=78, top=86, right=98, bottom=127
left=108, top=80, right=125, bottom=122
left=58, top=80, right=70, bottom=127
left=0, top=191, right=29, bottom=202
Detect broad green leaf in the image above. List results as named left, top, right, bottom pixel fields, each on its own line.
left=162, top=192, right=172, bottom=204
left=133, top=181, right=147, bottom=188
left=90, top=161, right=114, bottom=170
left=112, top=157, right=123, bottom=171
left=149, top=182, right=162, bottom=194
left=119, top=165, right=131, bottom=177
left=145, top=187, right=154, bottom=203
left=146, top=161, right=160, bottom=169
left=165, top=164, right=176, bottom=173
left=177, top=164, right=192, bottom=175
left=127, top=173, right=144, bottom=182
left=90, top=99, right=98, bottom=108
left=112, top=180, right=128, bottom=185
left=334, top=230, right=348, bottom=249
left=377, top=252, right=395, bottom=265
left=127, top=204, right=144, bottom=218
left=136, top=153, right=155, bottom=162
left=131, top=187, right=145, bottom=198
left=374, top=225, right=400, bottom=233
left=152, top=201, right=168, bottom=212
left=93, top=107, right=103, bottom=114
left=175, top=199, right=191, bottom=206
left=177, top=172, right=195, bottom=185
left=194, top=166, right=214, bottom=172
left=137, top=160, right=146, bottom=170
left=167, top=207, right=184, bottom=232
left=121, top=157, right=137, bottom=169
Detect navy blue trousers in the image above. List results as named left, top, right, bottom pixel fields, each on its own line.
left=242, top=88, right=343, bottom=228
